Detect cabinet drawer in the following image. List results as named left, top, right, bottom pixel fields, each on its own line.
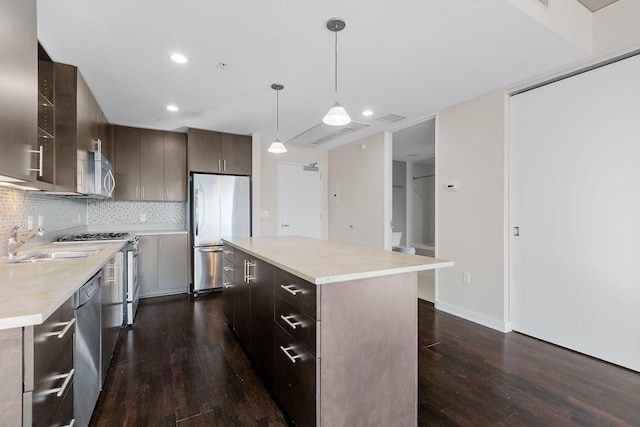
left=48, top=378, right=74, bottom=427
left=30, top=297, right=75, bottom=390
left=31, top=342, right=74, bottom=427
left=274, top=326, right=317, bottom=427
left=223, top=245, right=235, bottom=263
left=275, top=296, right=317, bottom=357
left=275, top=269, right=317, bottom=320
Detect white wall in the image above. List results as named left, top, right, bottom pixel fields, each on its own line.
left=328, top=132, right=391, bottom=249
left=253, top=135, right=329, bottom=238
left=594, top=0, right=640, bottom=55
left=436, top=90, right=509, bottom=331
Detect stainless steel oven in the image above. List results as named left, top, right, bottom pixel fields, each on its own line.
left=56, top=232, right=139, bottom=325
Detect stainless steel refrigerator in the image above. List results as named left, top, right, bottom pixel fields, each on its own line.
left=191, top=173, right=251, bottom=294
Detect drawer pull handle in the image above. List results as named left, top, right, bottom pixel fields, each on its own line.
left=280, top=284, right=302, bottom=296
left=223, top=266, right=233, bottom=272
left=223, top=282, right=232, bottom=289
left=280, top=346, right=303, bottom=364
left=223, top=250, right=233, bottom=255
left=49, top=318, right=75, bottom=339
left=46, top=368, right=74, bottom=397
left=280, top=315, right=303, bottom=330
left=62, top=419, right=76, bottom=427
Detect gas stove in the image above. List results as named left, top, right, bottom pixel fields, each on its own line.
left=56, top=232, right=133, bottom=242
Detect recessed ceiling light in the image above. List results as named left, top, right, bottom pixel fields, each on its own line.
left=362, top=110, right=373, bottom=117
left=166, top=105, right=179, bottom=112
left=170, top=53, right=188, bottom=64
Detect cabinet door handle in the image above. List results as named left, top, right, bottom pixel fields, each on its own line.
left=280, top=284, right=302, bottom=296
left=28, top=146, right=44, bottom=176
left=223, top=266, right=233, bottom=272
left=223, top=159, right=227, bottom=171
left=62, top=419, right=76, bottom=427
left=46, top=368, right=74, bottom=397
left=55, top=318, right=76, bottom=339
left=223, top=282, right=231, bottom=289
left=142, top=186, right=145, bottom=199
left=223, top=250, right=233, bottom=255
left=244, top=260, right=256, bottom=283
left=280, top=346, right=303, bottom=364
left=218, top=159, right=222, bottom=171
left=280, top=314, right=303, bottom=330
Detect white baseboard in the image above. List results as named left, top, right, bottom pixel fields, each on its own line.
left=434, top=301, right=512, bottom=333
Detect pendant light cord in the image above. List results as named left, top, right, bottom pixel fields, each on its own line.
left=276, top=88, right=280, bottom=138
left=334, top=28, right=338, bottom=101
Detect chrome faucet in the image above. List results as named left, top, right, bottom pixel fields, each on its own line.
left=7, top=225, right=45, bottom=259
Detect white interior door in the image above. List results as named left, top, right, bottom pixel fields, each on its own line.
left=510, top=53, right=640, bottom=372
left=277, top=163, right=322, bottom=238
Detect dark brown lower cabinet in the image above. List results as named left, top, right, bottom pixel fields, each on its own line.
left=274, top=326, right=317, bottom=427
left=249, top=259, right=275, bottom=388
left=221, top=248, right=236, bottom=328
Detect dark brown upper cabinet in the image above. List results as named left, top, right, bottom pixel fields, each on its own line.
left=53, top=62, right=112, bottom=194
left=114, top=126, right=187, bottom=202
left=0, top=0, right=38, bottom=182
left=188, top=128, right=251, bottom=176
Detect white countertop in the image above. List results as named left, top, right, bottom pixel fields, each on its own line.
left=223, top=236, right=453, bottom=285
left=0, top=241, right=126, bottom=331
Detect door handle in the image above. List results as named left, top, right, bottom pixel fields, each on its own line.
left=281, top=223, right=290, bottom=228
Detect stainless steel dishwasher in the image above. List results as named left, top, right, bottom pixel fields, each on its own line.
left=74, top=272, right=102, bottom=427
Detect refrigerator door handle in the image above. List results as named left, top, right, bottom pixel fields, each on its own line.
left=194, top=188, right=200, bottom=236
left=198, top=247, right=223, bottom=253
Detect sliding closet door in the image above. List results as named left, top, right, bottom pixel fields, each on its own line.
left=510, top=54, right=640, bottom=372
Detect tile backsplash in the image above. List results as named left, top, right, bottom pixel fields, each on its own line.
left=87, top=199, right=186, bottom=226
left=0, top=188, right=187, bottom=256
left=0, top=188, right=87, bottom=256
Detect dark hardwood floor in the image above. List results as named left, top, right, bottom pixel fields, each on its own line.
left=91, top=294, right=640, bottom=427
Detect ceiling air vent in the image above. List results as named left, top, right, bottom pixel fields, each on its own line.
left=287, top=121, right=370, bottom=147
left=376, top=113, right=407, bottom=123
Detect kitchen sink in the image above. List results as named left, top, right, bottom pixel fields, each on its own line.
left=13, top=249, right=100, bottom=263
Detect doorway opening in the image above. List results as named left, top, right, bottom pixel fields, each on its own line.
left=392, top=118, right=436, bottom=301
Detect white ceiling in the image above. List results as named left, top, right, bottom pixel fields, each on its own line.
left=37, top=0, right=591, bottom=149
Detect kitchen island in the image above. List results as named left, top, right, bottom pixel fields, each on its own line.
left=222, top=236, right=453, bottom=427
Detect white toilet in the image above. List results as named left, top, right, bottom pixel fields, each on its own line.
left=392, top=232, right=416, bottom=255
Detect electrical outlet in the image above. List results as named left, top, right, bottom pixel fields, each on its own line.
left=463, top=272, right=471, bottom=284
left=78, top=213, right=82, bottom=224
left=140, top=213, right=146, bottom=222
left=38, top=215, right=44, bottom=227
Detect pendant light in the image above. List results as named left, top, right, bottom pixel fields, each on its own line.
left=323, top=18, right=351, bottom=127
left=268, top=83, right=287, bottom=154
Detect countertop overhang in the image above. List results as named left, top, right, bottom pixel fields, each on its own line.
left=223, top=236, right=453, bottom=285
left=0, top=241, right=126, bottom=330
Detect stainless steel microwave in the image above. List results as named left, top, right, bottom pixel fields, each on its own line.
left=88, top=151, right=115, bottom=198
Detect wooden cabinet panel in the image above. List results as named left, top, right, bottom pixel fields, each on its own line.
left=188, top=128, right=251, bottom=176
left=37, top=60, right=55, bottom=189
left=53, top=63, right=106, bottom=194
left=139, top=234, right=188, bottom=298
left=0, top=0, right=37, bottom=182
left=221, top=133, right=252, bottom=175
left=115, top=126, right=186, bottom=201
left=234, top=250, right=252, bottom=350
left=114, top=126, right=141, bottom=201
left=97, top=108, right=114, bottom=161
left=164, top=132, right=187, bottom=201
left=140, top=129, right=165, bottom=201
left=274, top=325, right=317, bottom=427
left=222, top=247, right=236, bottom=327
left=188, top=128, right=221, bottom=173
left=137, top=235, right=158, bottom=298
left=250, top=258, right=275, bottom=388
left=158, top=234, right=189, bottom=293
